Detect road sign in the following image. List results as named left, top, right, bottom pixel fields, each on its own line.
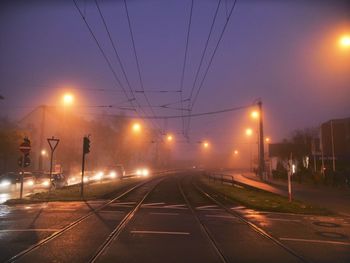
left=18, top=154, right=30, bottom=168
left=19, top=137, right=31, bottom=154
left=47, top=137, right=60, bottom=151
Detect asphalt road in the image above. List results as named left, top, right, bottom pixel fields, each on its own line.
left=1, top=171, right=349, bottom=263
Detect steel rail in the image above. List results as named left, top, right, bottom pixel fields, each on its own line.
left=6, top=174, right=167, bottom=263
left=193, top=180, right=311, bottom=263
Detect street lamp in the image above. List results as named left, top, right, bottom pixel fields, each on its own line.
left=250, top=110, right=259, bottom=120
left=265, top=137, right=270, bottom=143
left=62, top=93, right=74, bottom=106
left=234, top=150, right=239, bottom=155
left=339, top=35, right=350, bottom=48
left=203, top=141, right=210, bottom=149
left=166, top=134, right=173, bottom=142
left=132, top=122, right=142, bottom=133
left=41, top=149, right=48, bottom=156
left=245, top=128, right=253, bottom=136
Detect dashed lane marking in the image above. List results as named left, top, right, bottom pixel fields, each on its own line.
left=261, top=218, right=302, bottom=222
left=150, top=212, right=179, bottom=216
left=280, top=237, right=350, bottom=246
left=130, top=230, right=190, bottom=235
left=205, top=215, right=239, bottom=220
left=142, top=202, right=166, bottom=207
left=0, top=229, right=61, bottom=233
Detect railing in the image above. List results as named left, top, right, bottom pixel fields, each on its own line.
left=207, top=172, right=235, bottom=186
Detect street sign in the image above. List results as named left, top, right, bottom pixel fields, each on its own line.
left=19, top=137, right=31, bottom=154
left=18, top=155, right=31, bottom=168
left=47, top=137, right=60, bottom=151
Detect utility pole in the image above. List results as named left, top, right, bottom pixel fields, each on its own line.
left=38, top=105, right=46, bottom=171
left=330, top=120, right=336, bottom=172
left=257, top=100, right=265, bottom=180
left=47, top=137, right=60, bottom=191
left=81, top=136, right=90, bottom=198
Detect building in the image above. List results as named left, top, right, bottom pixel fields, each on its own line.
left=321, top=117, right=350, bottom=162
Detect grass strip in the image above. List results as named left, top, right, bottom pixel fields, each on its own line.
left=5, top=177, right=143, bottom=205
left=198, top=176, right=332, bottom=215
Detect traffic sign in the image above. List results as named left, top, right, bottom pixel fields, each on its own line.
left=19, top=137, right=31, bottom=154
left=47, top=137, right=60, bottom=151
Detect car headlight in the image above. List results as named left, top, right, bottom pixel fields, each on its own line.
left=27, top=180, right=34, bottom=186
left=83, top=177, right=89, bottom=183
left=42, top=180, right=50, bottom=187
left=136, top=169, right=142, bottom=176
left=0, top=180, right=11, bottom=187
left=109, top=171, right=117, bottom=178
left=142, top=169, right=149, bottom=177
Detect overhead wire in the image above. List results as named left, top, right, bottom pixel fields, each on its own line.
left=184, top=0, right=222, bottom=137
left=72, top=0, right=135, bottom=109
left=123, top=0, right=162, bottom=134
left=179, top=0, right=194, bottom=136
left=186, top=0, right=238, bottom=136
left=94, top=0, right=161, bottom=135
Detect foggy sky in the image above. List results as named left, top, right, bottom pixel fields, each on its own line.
left=1, top=0, right=349, bottom=160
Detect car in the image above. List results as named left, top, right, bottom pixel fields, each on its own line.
left=135, top=167, right=150, bottom=177
left=105, top=165, right=126, bottom=180
left=34, top=172, right=67, bottom=189
left=0, top=173, right=18, bottom=189
left=0, top=172, right=35, bottom=189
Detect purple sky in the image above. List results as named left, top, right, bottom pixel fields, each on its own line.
left=1, top=0, right=349, bottom=159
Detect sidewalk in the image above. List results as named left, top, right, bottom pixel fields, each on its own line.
left=225, top=171, right=350, bottom=216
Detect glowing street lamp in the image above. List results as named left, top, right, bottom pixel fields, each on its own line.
left=265, top=137, right=270, bottom=143
left=166, top=134, right=173, bottom=142
left=41, top=149, right=48, bottom=156
left=339, top=35, right=350, bottom=48
left=203, top=141, right=210, bottom=149
left=245, top=128, right=253, bottom=137
left=250, top=110, right=259, bottom=120
left=132, top=122, right=142, bottom=133
left=234, top=150, right=239, bottom=155
left=62, top=93, right=74, bottom=106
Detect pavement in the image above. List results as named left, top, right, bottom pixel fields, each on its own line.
left=224, top=171, right=350, bottom=216
left=0, top=171, right=349, bottom=263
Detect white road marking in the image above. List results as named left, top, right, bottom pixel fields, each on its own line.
left=113, top=202, right=136, bottom=205
left=264, top=218, right=301, bottom=222
left=231, top=206, right=245, bottom=210
left=163, top=204, right=186, bottom=208
left=150, top=212, right=179, bottom=216
left=98, top=210, right=125, bottom=214
left=196, top=205, right=218, bottom=210
left=46, top=208, right=77, bottom=212
left=205, top=215, right=238, bottom=219
left=109, top=204, right=133, bottom=208
left=0, top=229, right=61, bottom=233
left=142, top=202, right=166, bottom=206
left=280, top=237, right=350, bottom=246
left=130, top=230, right=190, bottom=235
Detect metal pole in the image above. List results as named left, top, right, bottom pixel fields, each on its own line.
left=258, top=100, right=265, bottom=180
left=288, top=152, right=293, bottom=202
left=38, top=105, right=46, bottom=171
left=19, top=155, right=24, bottom=199
left=49, top=150, right=54, bottom=191
left=330, top=120, right=336, bottom=172
left=81, top=153, right=85, bottom=198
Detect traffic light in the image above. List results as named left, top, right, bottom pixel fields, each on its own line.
left=18, top=154, right=31, bottom=167
left=83, top=136, right=90, bottom=154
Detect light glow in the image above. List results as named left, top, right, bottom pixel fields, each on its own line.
left=167, top=134, right=173, bottom=142
left=0, top=180, right=11, bottom=187
left=132, top=122, right=141, bottom=133
left=62, top=93, right=74, bottom=106
left=245, top=128, right=253, bottom=136
left=339, top=35, right=350, bottom=48
left=250, top=111, right=259, bottom=119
